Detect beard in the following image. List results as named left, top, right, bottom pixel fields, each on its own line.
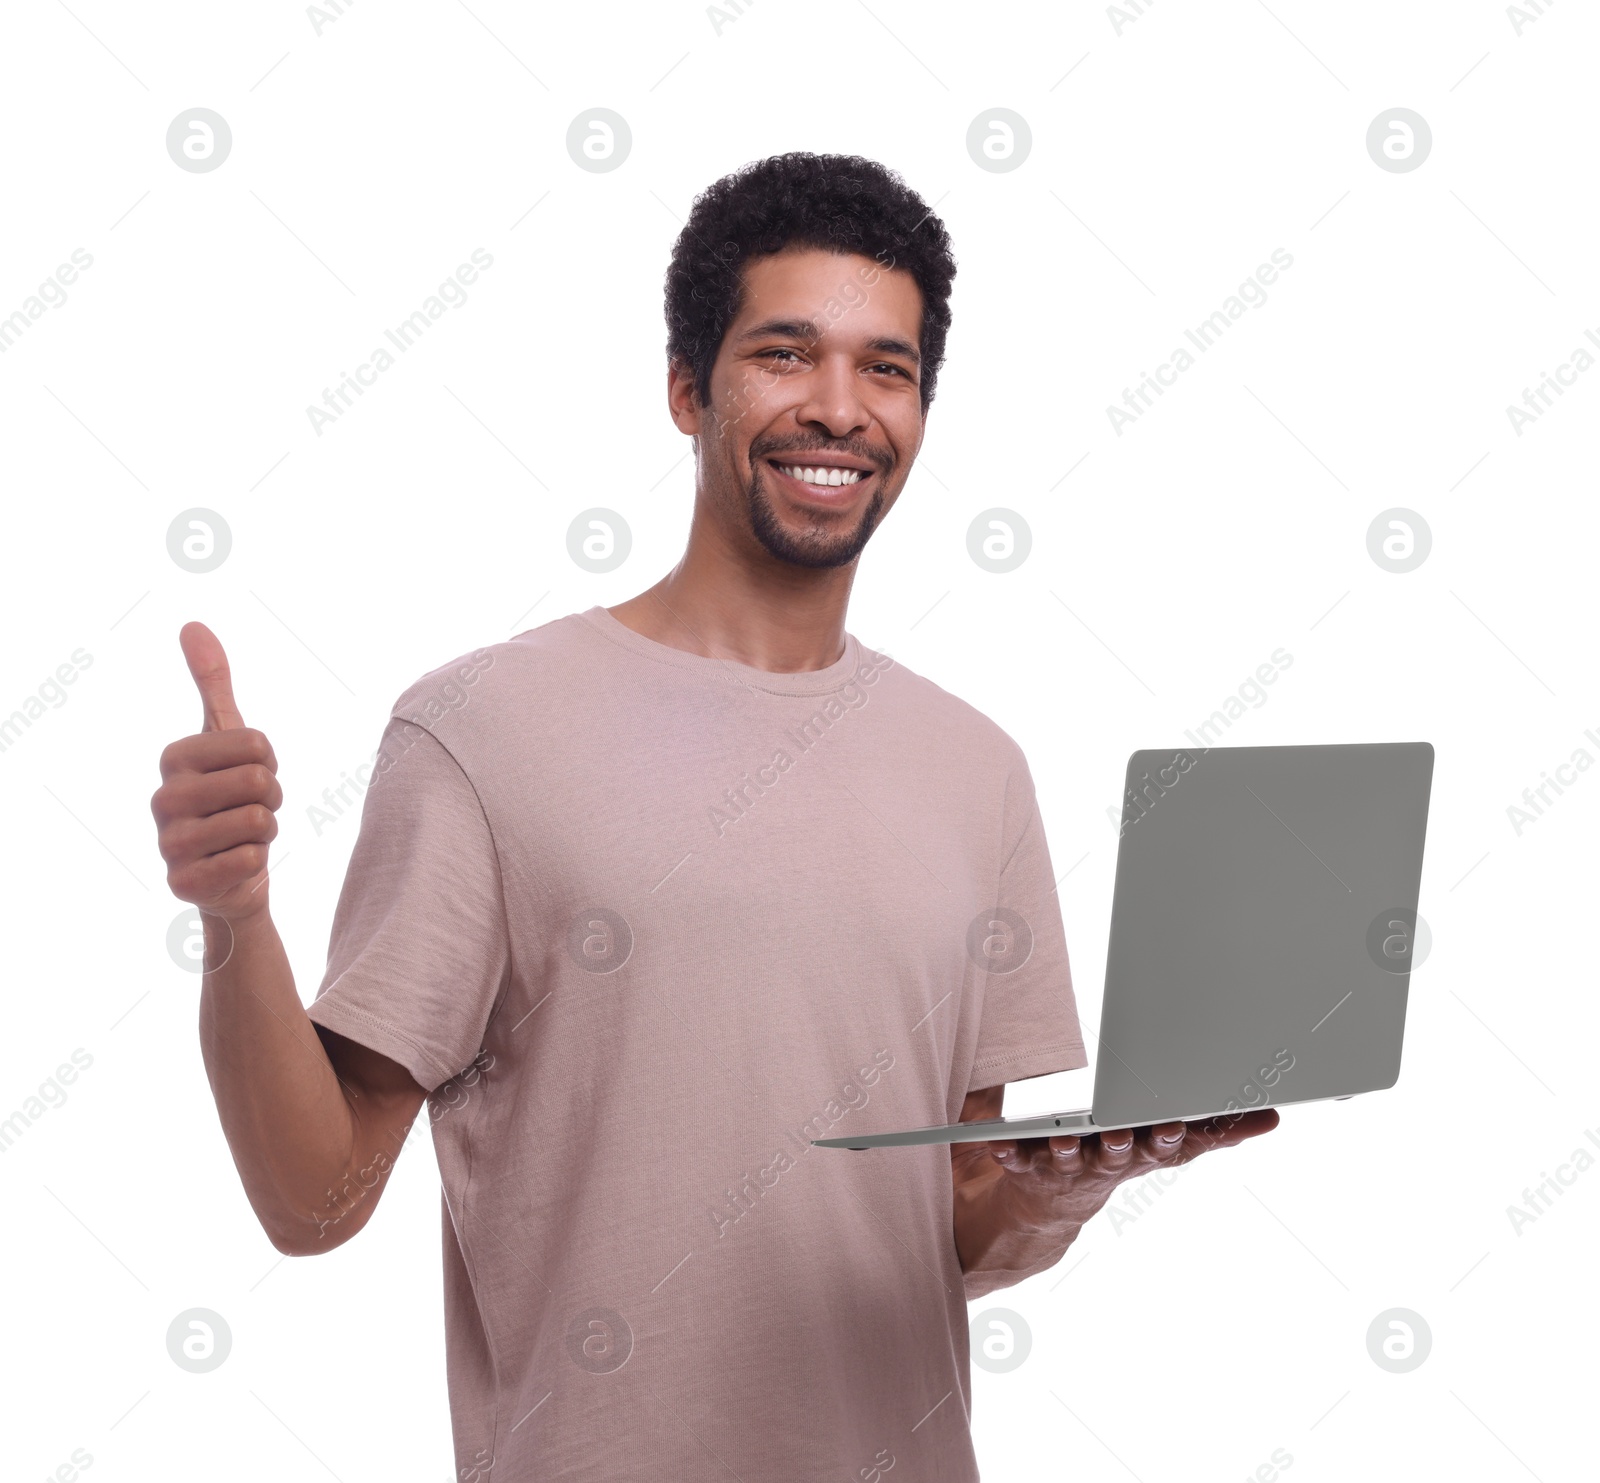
left=744, top=461, right=887, bottom=569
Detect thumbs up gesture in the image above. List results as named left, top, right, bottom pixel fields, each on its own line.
left=151, top=622, right=283, bottom=921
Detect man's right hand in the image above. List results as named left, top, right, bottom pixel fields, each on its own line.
left=152, top=621, right=283, bottom=922
left=152, top=622, right=428, bottom=1255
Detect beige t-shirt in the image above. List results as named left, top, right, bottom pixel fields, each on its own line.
left=306, top=605, right=1088, bottom=1483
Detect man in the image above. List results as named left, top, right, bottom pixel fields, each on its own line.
left=152, top=152, right=1275, bottom=1482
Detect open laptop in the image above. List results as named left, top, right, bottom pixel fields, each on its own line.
left=813, top=742, right=1434, bottom=1150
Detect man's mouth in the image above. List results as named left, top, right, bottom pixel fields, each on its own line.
left=764, top=457, right=878, bottom=494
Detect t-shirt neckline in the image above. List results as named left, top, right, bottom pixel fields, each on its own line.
left=577, top=605, right=868, bottom=697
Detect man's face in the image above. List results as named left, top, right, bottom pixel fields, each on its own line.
left=672, top=247, right=927, bottom=569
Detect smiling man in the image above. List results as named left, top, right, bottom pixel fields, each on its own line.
left=154, top=152, right=1273, bottom=1483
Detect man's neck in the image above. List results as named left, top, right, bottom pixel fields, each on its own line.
left=606, top=560, right=855, bottom=675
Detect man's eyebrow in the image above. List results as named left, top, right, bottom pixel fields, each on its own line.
left=864, top=334, right=920, bottom=367
left=734, top=318, right=922, bottom=367
left=735, top=317, right=819, bottom=344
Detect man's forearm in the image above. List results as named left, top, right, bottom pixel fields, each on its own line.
left=196, top=909, right=363, bottom=1252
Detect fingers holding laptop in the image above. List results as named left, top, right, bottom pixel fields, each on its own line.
left=1178, top=1105, right=1280, bottom=1155
left=989, top=1106, right=1278, bottom=1180
left=954, top=1109, right=1279, bottom=1291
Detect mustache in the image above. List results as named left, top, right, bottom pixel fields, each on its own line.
left=751, top=440, right=892, bottom=474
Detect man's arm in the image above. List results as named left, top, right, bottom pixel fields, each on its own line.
left=951, top=1083, right=1278, bottom=1300
left=155, top=622, right=428, bottom=1256
left=195, top=910, right=427, bottom=1255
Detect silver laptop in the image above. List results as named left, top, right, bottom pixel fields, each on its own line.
left=813, top=742, right=1434, bottom=1150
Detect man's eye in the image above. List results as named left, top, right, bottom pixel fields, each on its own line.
left=763, top=348, right=803, bottom=363
left=871, top=363, right=910, bottom=378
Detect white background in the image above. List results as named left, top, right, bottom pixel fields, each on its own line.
left=2, top=1, right=1595, bottom=1479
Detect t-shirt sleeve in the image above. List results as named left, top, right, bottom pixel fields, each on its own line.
left=305, top=716, right=511, bottom=1095
left=966, top=755, right=1090, bottom=1094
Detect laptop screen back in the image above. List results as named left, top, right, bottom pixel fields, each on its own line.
left=1092, top=742, right=1434, bottom=1128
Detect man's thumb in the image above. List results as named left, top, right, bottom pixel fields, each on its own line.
left=180, top=621, right=246, bottom=732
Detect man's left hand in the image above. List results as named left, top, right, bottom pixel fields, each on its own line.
left=953, top=1105, right=1279, bottom=1298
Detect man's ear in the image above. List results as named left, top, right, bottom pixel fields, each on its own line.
left=667, top=358, right=702, bottom=433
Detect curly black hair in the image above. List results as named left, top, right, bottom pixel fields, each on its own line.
left=664, top=152, right=957, bottom=416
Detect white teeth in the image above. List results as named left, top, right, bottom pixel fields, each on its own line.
left=779, top=464, right=864, bottom=487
